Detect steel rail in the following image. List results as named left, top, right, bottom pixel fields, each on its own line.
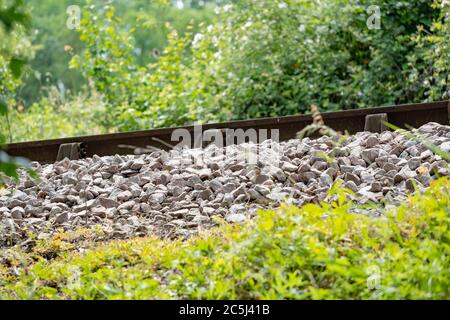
left=5, top=101, right=450, bottom=163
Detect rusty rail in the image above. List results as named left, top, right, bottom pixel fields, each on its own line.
left=5, top=101, right=450, bottom=164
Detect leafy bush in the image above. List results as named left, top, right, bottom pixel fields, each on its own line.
left=170, top=0, right=446, bottom=119
left=5, top=87, right=107, bottom=142
left=19, top=0, right=217, bottom=106
left=67, top=1, right=220, bottom=131
left=1, top=177, right=449, bottom=299
left=407, top=0, right=450, bottom=101
left=70, top=0, right=449, bottom=130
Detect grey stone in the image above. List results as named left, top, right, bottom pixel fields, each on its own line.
left=186, top=175, right=202, bottom=187
left=231, top=185, right=247, bottom=198
left=149, top=192, right=166, bottom=204
left=8, top=199, right=25, bottom=208
left=266, top=166, right=286, bottom=182
left=298, top=171, right=316, bottom=183
left=365, top=136, right=380, bottom=148
left=370, top=182, right=382, bottom=192
left=92, top=206, right=107, bottom=218
left=383, top=162, right=398, bottom=172
left=360, top=171, right=375, bottom=184
left=361, top=149, right=379, bottom=164
left=50, top=206, right=62, bottom=216
left=1, top=121, right=448, bottom=245
left=225, top=213, right=246, bottom=223
left=408, top=157, right=421, bottom=170
left=344, top=172, right=361, bottom=185
left=197, top=189, right=213, bottom=200
left=380, top=131, right=393, bottom=143
left=297, top=163, right=311, bottom=173
left=223, top=193, right=234, bottom=207
left=140, top=203, right=152, bottom=214
left=104, top=165, right=119, bottom=173
left=24, top=205, right=42, bottom=217
left=344, top=181, right=358, bottom=192
left=54, top=212, right=69, bottom=224
left=420, top=149, right=433, bottom=160
left=255, top=174, right=271, bottom=184
left=11, top=207, right=24, bottom=220
left=98, top=197, right=120, bottom=209
left=248, top=189, right=264, bottom=200
left=312, top=161, right=327, bottom=171
left=130, top=160, right=145, bottom=170
left=405, top=178, right=421, bottom=192
left=319, top=174, right=333, bottom=186
left=281, top=162, right=298, bottom=172
left=117, top=190, right=133, bottom=202
left=255, top=185, right=270, bottom=196
left=209, top=179, right=223, bottom=192
left=118, top=201, right=135, bottom=211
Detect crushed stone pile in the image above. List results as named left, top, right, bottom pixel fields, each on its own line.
left=0, top=122, right=449, bottom=247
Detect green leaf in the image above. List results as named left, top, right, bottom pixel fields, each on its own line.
left=9, top=57, right=27, bottom=79
left=0, top=151, right=31, bottom=181
left=0, top=161, right=19, bottom=180
left=0, top=97, right=7, bottom=116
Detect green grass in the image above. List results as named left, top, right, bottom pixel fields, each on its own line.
left=0, top=178, right=449, bottom=300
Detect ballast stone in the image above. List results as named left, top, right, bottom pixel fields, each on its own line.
left=0, top=122, right=449, bottom=247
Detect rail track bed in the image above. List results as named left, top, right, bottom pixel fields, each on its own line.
left=1, top=101, right=449, bottom=246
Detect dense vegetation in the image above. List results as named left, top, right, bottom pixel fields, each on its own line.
left=0, top=0, right=449, bottom=141
left=1, top=178, right=449, bottom=299
left=20, top=0, right=217, bottom=106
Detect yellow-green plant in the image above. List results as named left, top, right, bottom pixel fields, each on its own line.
left=1, top=177, right=449, bottom=300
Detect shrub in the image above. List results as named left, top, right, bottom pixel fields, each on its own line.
left=407, top=0, right=450, bottom=101
left=178, top=0, right=442, bottom=119
left=69, top=3, right=211, bottom=130
left=5, top=87, right=107, bottom=142
left=71, top=0, right=449, bottom=129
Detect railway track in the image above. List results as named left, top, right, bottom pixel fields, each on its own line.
left=5, top=100, right=450, bottom=164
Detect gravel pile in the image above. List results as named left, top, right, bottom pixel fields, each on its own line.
left=1, top=122, right=449, bottom=246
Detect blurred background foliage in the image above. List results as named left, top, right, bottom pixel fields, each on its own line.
left=1, top=0, right=449, bottom=142
left=0, top=0, right=34, bottom=179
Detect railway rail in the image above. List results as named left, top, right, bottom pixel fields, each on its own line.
left=5, top=100, right=450, bottom=164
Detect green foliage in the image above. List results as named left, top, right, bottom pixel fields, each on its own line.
left=174, top=0, right=442, bottom=119
left=69, top=2, right=212, bottom=130
left=3, top=0, right=218, bottom=141
left=407, top=0, right=450, bottom=101
left=0, top=0, right=34, bottom=180
left=4, top=88, right=107, bottom=142
left=0, top=151, right=30, bottom=180
left=0, top=0, right=29, bottom=32
left=1, top=177, right=449, bottom=299
left=69, top=3, right=137, bottom=129
left=20, top=0, right=217, bottom=106
left=3, top=0, right=450, bottom=141
left=0, top=0, right=33, bottom=91
left=69, top=0, right=449, bottom=130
